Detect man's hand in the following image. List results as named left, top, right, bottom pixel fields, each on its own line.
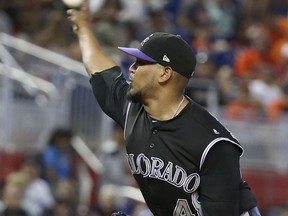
left=66, top=0, right=90, bottom=34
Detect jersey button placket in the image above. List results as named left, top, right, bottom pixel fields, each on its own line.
left=150, top=129, right=158, bottom=149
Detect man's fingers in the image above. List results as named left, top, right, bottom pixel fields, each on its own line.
left=66, top=3, right=89, bottom=34
left=66, top=9, right=80, bottom=22
left=66, top=9, right=78, bottom=33
left=72, top=25, right=78, bottom=33
left=66, top=9, right=75, bottom=19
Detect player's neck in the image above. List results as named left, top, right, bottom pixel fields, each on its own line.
left=144, top=95, right=187, bottom=121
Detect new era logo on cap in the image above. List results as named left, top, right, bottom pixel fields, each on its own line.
left=162, top=55, right=170, bottom=62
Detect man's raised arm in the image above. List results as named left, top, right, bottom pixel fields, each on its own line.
left=67, top=0, right=118, bottom=77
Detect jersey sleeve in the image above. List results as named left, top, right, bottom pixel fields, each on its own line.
left=199, top=141, right=241, bottom=216
left=239, top=180, right=258, bottom=214
left=90, top=66, right=129, bottom=127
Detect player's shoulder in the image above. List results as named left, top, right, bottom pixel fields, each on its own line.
left=184, top=99, right=222, bottom=131
left=185, top=99, right=240, bottom=143
left=184, top=99, right=243, bottom=168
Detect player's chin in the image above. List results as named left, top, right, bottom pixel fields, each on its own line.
left=127, top=90, right=142, bottom=103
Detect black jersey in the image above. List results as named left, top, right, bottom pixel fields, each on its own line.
left=91, top=66, right=249, bottom=216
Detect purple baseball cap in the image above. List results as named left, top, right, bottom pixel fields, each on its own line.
left=118, top=32, right=196, bottom=79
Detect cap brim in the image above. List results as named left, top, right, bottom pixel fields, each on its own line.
left=118, top=47, right=157, bottom=63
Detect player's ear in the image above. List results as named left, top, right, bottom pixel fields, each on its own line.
left=158, top=66, right=173, bottom=83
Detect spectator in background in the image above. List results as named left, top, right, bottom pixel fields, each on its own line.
left=186, top=58, right=218, bottom=107
left=92, top=183, right=148, bottom=216
left=54, top=180, right=78, bottom=210
left=234, top=25, right=275, bottom=79
left=3, top=1, right=54, bottom=40
left=224, top=79, right=263, bottom=122
left=42, top=179, right=78, bottom=216
left=0, top=171, right=30, bottom=216
left=42, top=199, right=73, bottom=216
left=275, top=43, right=288, bottom=86
left=209, top=37, right=235, bottom=68
left=270, top=16, right=288, bottom=63
left=42, top=129, right=76, bottom=192
left=95, top=124, right=151, bottom=215
left=92, top=184, right=120, bottom=216
left=139, top=7, right=176, bottom=37
left=20, top=157, right=54, bottom=216
left=91, top=0, right=130, bottom=47
left=248, top=63, right=283, bottom=107
left=204, top=0, right=238, bottom=39
left=267, top=0, right=288, bottom=16
left=266, top=84, right=288, bottom=123
left=118, top=0, right=146, bottom=24
left=32, top=10, right=76, bottom=56
left=271, top=19, right=288, bottom=85
left=97, top=124, right=132, bottom=187
left=216, top=65, right=239, bottom=104
left=0, top=1, right=13, bottom=34
left=177, top=1, right=214, bottom=51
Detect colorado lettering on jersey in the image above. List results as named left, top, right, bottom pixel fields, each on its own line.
left=127, top=153, right=200, bottom=194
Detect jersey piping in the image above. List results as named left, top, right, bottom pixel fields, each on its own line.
left=124, top=102, right=132, bottom=139
left=199, top=137, right=244, bottom=171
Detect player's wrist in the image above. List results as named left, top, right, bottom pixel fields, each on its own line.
left=77, top=23, right=91, bottom=34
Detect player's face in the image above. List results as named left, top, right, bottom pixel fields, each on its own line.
left=127, top=59, right=159, bottom=102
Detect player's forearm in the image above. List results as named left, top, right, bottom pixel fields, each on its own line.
left=77, top=25, right=117, bottom=77
left=66, top=0, right=117, bottom=77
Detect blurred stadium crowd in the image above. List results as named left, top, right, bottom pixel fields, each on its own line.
left=1, top=0, right=288, bottom=122
left=1, top=0, right=288, bottom=215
